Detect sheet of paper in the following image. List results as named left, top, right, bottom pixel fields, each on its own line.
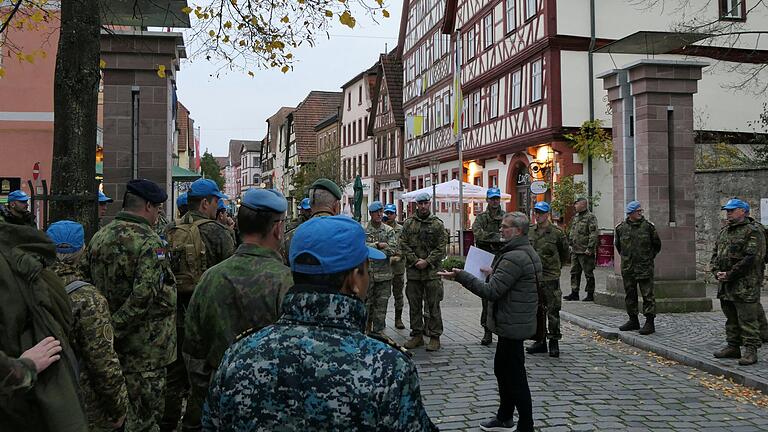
left=464, top=246, right=496, bottom=280
left=762, top=198, right=768, bottom=225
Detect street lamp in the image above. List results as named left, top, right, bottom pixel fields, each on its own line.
left=429, top=157, right=440, bottom=214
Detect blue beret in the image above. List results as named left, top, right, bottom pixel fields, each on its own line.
left=384, top=204, right=397, bottom=214
left=415, top=192, right=431, bottom=203
left=46, top=220, right=85, bottom=254
left=126, top=179, right=167, bottom=204
left=188, top=178, right=226, bottom=199
left=7, top=190, right=29, bottom=202
left=176, top=192, right=188, bottom=208
left=722, top=198, right=749, bottom=211
left=368, top=201, right=383, bottom=212
left=487, top=188, right=501, bottom=199
left=625, top=201, right=642, bottom=214
left=299, top=198, right=311, bottom=210
left=241, top=188, right=287, bottom=213
left=290, top=216, right=386, bottom=274
left=98, top=191, right=113, bottom=203
left=534, top=201, right=551, bottom=213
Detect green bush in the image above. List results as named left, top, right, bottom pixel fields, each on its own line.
left=442, top=255, right=466, bottom=271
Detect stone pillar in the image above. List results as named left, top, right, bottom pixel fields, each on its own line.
left=100, top=30, right=185, bottom=219
left=596, top=60, right=712, bottom=313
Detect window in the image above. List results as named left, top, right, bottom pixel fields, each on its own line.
left=347, top=93, right=351, bottom=110
left=352, top=157, right=357, bottom=176
left=490, top=81, right=499, bottom=118
left=505, top=0, right=516, bottom=33
left=253, top=174, right=259, bottom=184
left=389, top=132, right=396, bottom=156
left=525, top=0, right=536, bottom=19
left=358, top=119, right=363, bottom=140
left=483, top=13, right=493, bottom=48
left=443, top=93, right=451, bottom=125
left=462, top=97, right=470, bottom=128
left=253, top=156, right=258, bottom=167
left=358, top=85, right=362, bottom=104
left=383, top=94, right=389, bottom=112
left=720, top=0, right=745, bottom=19
left=472, top=92, right=481, bottom=125
left=435, top=96, right=443, bottom=129
left=353, top=122, right=357, bottom=143
left=358, top=155, right=363, bottom=175
left=364, top=153, right=369, bottom=177
left=531, top=59, right=543, bottom=102
left=466, top=28, right=476, bottom=59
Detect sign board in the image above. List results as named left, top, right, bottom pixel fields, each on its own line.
left=530, top=180, right=548, bottom=195
left=762, top=198, right=768, bottom=225
left=32, top=162, right=40, bottom=181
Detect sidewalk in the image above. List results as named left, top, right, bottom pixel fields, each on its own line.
left=560, top=266, right=768, bottom=394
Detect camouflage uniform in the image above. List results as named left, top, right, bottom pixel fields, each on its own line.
left=747, top=217, right=768, bottom=340
left=281, top=210, right=334, bottom=264
left=183, top=244, right=293, bottom=430
left=0, top=351, right=36, bottom=395
left=52, top=261, right=129, bottom=431
left=472, top=206, right=506, bottom=333
left=83, top=211, right=177, bottom=432
left=614, top=217, right=662, bottom=316
left=401, top=213, right=448, bottom=338
left=529, top=222, right=569, bottom=341
left=285, top=213, right=309, bottom=233
left=365, top=221, right=397, bottom=335
left=385, top=219, right=406, bottom=322
left=567, top=209, right=598, bottom=296
left=156, top=212, right=169, bottom=240
left=202, top=289, right=438, bottom=431
left=710, top=218, right=765, bottom=351
left=0, top=205, right=36, bottom=227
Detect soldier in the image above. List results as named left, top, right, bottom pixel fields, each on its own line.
left=47, top=220, right=129, bottom=431
left=156, top=205, right=170, bottom=240
left=99, top=191, right=114, bottom=219
left=711, top=198, right=765, bottom=366
left=527, top=201, right=568, bottom=357
left=365, top=201, right=397, bottom=338
left=564, top=196, right=598, bottom=301
left=83, top=178, right=177, bottom=432
left=184, top=188, right=293, bottom=431
left=614, top=201, right=662, bottom=335
left=163, top=178, right=235, bottom=431
left=401, top=193, right=448, bottom=352
left=177, top=192, right=189, bottom=218
left=282, top=178, right=342, bottom=264
left=745, top=207, right=768, bottom=342
left=203, top=216, right=437, bottom=431
left=286, top=198, right=311, bottom=232
left=0, top=338, right=62, bottom=396
left=0, top=189, right=36, bottom=227
left=384, top=204, right=406, bottom=329
left=471, top=187, right=506, bottom=346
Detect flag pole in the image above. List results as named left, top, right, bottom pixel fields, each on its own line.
left=454, top=30, right=464, bottom=256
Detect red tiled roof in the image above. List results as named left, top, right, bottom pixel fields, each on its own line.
left=293, top=91, right=342, bottom=163
left=381, top=51, right=404, bottom=127
left=214, top=156, right=228, bottom=168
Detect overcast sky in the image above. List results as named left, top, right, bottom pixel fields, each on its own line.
left=175, top=2, right=403, bottom=157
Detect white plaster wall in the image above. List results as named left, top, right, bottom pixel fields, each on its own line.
left=590, top=158, right=614, bottom=231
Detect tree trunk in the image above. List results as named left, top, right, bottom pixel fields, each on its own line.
left=50, top=0, right=101, bottom=239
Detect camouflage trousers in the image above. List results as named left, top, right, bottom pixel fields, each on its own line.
left=366, top=279, right=392, bottom=335
left=721, top=300, right=762, bottom=349
left=406, top=279, right=444, bottom=337
left=392, top=272, right=405, bottom=315
left=623, top=275, right=655, bottom=316
left=541, top=280, right=562, bottom=341
left=161, top=324, right=189, bottom=432
left=124, top=368, right=167, bottom=432
left=570, top=253, right=596, bottom=294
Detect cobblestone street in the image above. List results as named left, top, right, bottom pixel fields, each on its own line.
left=384, top=281, right=768, bottom=431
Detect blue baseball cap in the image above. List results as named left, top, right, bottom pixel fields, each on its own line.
left=98, top=191, right=113, bottom=203
left=415, top=192, right=431, bottom=203
left=46, top=220, right=85, bottom=254
left=188, top=178, right=226, bottom=199
left=241, top=188, right=287, bottom=213
left=176, top=192, right=188, bottom=208
left=487, top=188, right=501, bottom=199
left=384, top=204, right=397, bottom=214
left=7, top=190, right=29, bottom=202
left=217, top=199, right=227, bottom=210
left=625, top=201, right=642, bottom=214
left=290, top=215, right=386, bottom=274
left=722, top=198, right=749, bottom=211
left=299, top=198, right=311, bottom=210
left=368, top=201, right=383, bottom=212
left=534, top=201, right=551, bottom=213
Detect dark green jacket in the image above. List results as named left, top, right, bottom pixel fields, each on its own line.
left=614, top=217, right=662, bottom=279
left=568, top=210, right=598, bottom=254
left=529, top=223, right=568, bottom=281
left=472, top=206, right=505, bottom=253
left=711, top=218, right=764, bottom=302
left=401, top=213, right=448, bottom=281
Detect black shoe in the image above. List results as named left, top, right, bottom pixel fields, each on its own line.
left=526, top=340, right=547, bottom=354
left=619, top=315, right=640, bottom=331
left=638, top=315, right=655, bottom=335
left=479, top=417, right=515, bottom=432
left=481, top=329, right=493, bottom=346
left=582, top=293, right=594, bottom=302
left=549, top=339, right=560, bottom=357
left=563, top=292, right=579, bottom=301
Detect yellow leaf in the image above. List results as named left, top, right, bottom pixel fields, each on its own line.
left=209, top=30, right=216, bottom=37
left=239, top=40, right=246, bottom=46
left=230, top=0, right=237, bottom=5
left=298, top=0, right=305, bottom=3
left=223, top=35, right=230, bottom=43
left=99, top=59, right=107, bottom=69
left=224, top=20, right=232, bottom=29
left=157, top=65, right=166, bottom=78
left=375, top=0, right=383, bottom=5
left=324, top=10, right=333, bottom=17
left=31, top=10, right=44, bottom=23
left=339, top=10, right=355, bottom=28
left=286, top=53, right=293, bottom=59
left=181, top=6, right=192, bottom=14
left=382, top=9, right=390, bottom=17
left=248, top=71, right=255, bottom=77
left=24, top=54, right=35, bottom=63
left=0, top=67, right=5, bottom=78
left=281, top=15, right=289, bottom=23
left=281, top=65, right=289, bottom=73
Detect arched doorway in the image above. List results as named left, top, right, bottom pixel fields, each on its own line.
left=512, top=161, right=531, bottom=215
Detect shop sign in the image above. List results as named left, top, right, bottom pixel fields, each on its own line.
left=530, top=180, right=548, bottom=195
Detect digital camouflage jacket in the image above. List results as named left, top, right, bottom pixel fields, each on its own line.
left=384, top=220, right=405, bottom=275
left=365, top=221, right=397, bottom=282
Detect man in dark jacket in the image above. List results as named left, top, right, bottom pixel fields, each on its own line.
left=440, top=211, right=540, bottom=432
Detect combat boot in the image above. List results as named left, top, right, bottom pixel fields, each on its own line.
left=563, top=291, right=579, bottom=301
left=394, top=310, right=405, bottom=329
left=713, top=345, right=741, bottom=359
left=738, top=347, right=758, bottom=366
left=582, top=292, right=595, bottom=302
left=403, top=336, right=424, bottom=349
left=426, top=337, right=441, bottom=351
left=549, top=339, right=560, bottom=358
left=619, top=315, right=640, bottom=331
left=481, top=329, right=493, bottom=346
left=526, top=340, right=547, bottom=354
left=638, top=315, right=655, bottom=335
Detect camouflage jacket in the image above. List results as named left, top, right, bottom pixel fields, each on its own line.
left=401, top=213, right=448, bottom=281
left=52, top=261, right=128, bottom=428
left=83, top=211, right=177, bottom=372
left=156, top=211, right=169, bottom=240
left=0, top=205, right=36, bottom=227
left=748, top=217, right=768, bottom=282
left=0, top=352, right=35, bottom=396
left=365, top=221, right=397, bottom=282
left=711, top=218, right=764, bottom=303
left=529, top=222, right=568, bottom=281
left=202, top=288, right=438, bottom=432
left=385, top=220, right=405, bottom=275
left=281, top=211, right=335, bottom=265
left=568, top=210, right=598, bottom=254
left=183, top=244, right=293, bottom=400
left=614, top=217, right=662, bottom=279
left=285, top=213, right=310, bottom=233
left=168, top=210, right=236, bottom=271
left=472, top=206, right=505, bottom=253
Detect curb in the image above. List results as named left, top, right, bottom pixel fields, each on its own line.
left=560, top=311, right=768, bottom=395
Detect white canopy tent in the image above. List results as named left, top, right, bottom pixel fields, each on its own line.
left=401, top=179, right=511, bottom=203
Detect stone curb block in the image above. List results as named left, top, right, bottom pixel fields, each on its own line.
left=560, top=311, right=768, bottom=394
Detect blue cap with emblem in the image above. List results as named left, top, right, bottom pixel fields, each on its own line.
left=299, top=198, right=311, bottom=210
left=368, top=201, right=383, bottom=212
left=240, top=188, right=287, bottom=213
left=217, top=198, right=227, bottom=210
left=7, top=190, right=29, bottom=202
left=625, top=201, right=642, bottom=214
left=126, top=179, right=167, bottom=204
left=534, top=201, right=551, bottom=213
left=46, top=220, right=85, bottom=254
left=722, top=198, right=749, bottom=211
left=290, top=215, right=386, bottom=274
left=98, top=191, right=113, bottom=203
left=384, top=204, right=397, bottom=214
left=176, top=192, right=188, bottom=208
left=415, top=192, right=431, bottom=203
left=188, top=178, right=226, bottom=199
left=487, top=188, right=501, bottom=199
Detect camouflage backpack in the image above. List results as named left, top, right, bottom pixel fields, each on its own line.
left=167, top=218, right=212, bottom=295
